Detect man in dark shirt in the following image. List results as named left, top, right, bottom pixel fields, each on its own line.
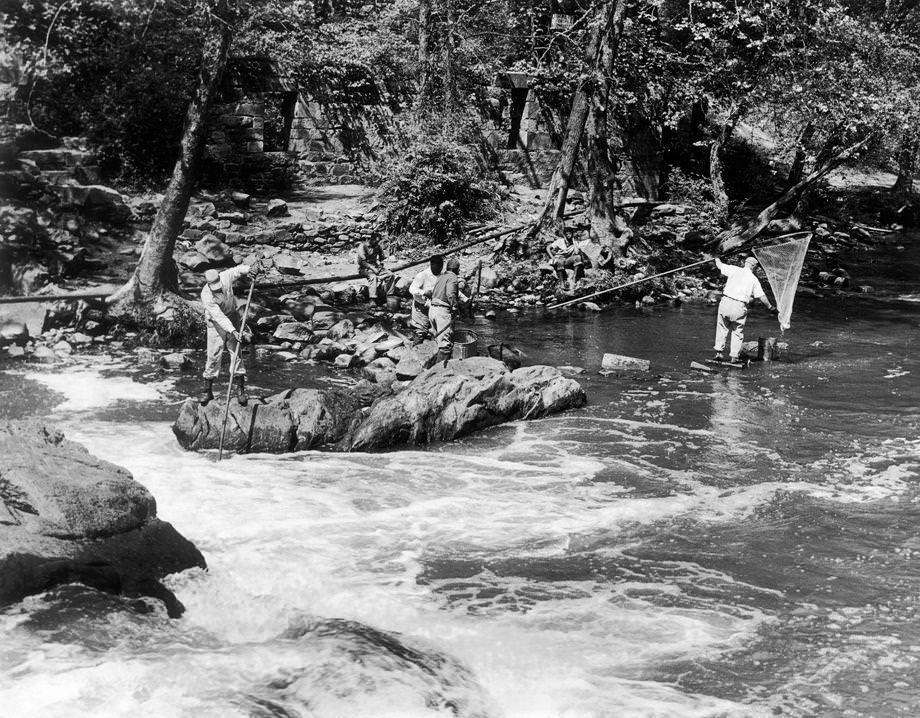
left=356, top=233, right=396, bottom=305
left=429, top=256, right=463, bottom=362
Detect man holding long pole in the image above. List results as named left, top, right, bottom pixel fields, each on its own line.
left=199, top=263, right=255, bottom=406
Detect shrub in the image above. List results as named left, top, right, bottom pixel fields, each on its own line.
left=377, top=133, right=503, bottom=247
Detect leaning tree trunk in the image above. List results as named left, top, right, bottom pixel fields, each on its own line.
left=527, top=0, right=617, bottom=250
left=786, top=123, right=814, bottom=188
left=109, top=2, right=234, bottom=323
left=717, top=136, right=870, bottom=253
left=585, top=0, right=629, bottom=254
left=892, top=136, right=917, bottom=204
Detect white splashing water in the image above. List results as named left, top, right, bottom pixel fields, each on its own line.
left=6, top=363, right=914, bottom=717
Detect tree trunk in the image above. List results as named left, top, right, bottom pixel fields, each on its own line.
left=586, top=0, right=629, bottom=254
left=786, top=123, right=814, bottom=188
left=442, top=0, right=456, bottom=115
left=528, top=0, right=620, bottom=246
left=417, top=0, right=433, bottom=111
left=709, top=106, right=745, bottom=221
left=892, top=136, right=917, bottom=203
left=709, top=126, right=730, bottom=220
left=110, top=1, right=234, bottom=319
left=717, top=136, right=870, bottom=252
left=792, top=131, right=839, bottom=222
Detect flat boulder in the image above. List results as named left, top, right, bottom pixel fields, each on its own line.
left=266, top=198, right=289, bottom=217
left=195, top=235, right=233, bottom=264
left=0, top=423, right=204, bottom=616
left=272, top=253, right=302, bottom=275
left=273, top=321, right=313, bottom=343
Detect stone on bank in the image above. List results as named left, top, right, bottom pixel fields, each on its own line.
left=0, top=423, right=205, bottom=617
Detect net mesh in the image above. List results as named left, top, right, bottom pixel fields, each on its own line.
left=753, top=236, right=811, bottom=331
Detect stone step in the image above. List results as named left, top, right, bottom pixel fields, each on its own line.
left=18, top=148, right=95, bottom=170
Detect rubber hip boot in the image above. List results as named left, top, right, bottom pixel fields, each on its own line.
left=235, top=375, right=248, bottom=406
left=199, top=379, right=214, bottom=406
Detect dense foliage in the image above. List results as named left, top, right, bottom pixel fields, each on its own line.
left=377, top=127, right=503, bottom=245
left=3, top=0, right=920, bottom=221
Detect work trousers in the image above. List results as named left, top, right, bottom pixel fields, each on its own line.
left=202, top=323, right=246, bottom=379
left=362, top=267, right=396, bottom=302
left=713, top=297, right=748, bottom=359
left=429, top=305, right=453, bottom=354
left=410, top=300, right=431, bottom=336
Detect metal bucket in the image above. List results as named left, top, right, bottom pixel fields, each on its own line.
left=453, top=329, right=479, bottom=359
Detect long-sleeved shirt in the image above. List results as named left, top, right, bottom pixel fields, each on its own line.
left=201, top=264, right=250, bottom=333
left=409, top=267, right=440, bottom=304
left=431, top=270, right=459, bottom=309
left=716, top=259, right=765, bottom=304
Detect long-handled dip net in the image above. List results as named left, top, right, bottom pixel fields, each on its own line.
left=753, top=235, right=811, bottom=331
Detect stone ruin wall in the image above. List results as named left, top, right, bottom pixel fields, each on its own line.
left=204, top=62, right=569, bottom=192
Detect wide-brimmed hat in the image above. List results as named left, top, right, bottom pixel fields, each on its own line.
left=204, top=269, right=222, bottom=290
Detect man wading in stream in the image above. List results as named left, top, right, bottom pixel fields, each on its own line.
left=408, top=254, right=444, bottom=344
left=429, top=256, right=465, bottom=362
left=199, top=263, right=255, bottom=406
left=712, top=255, right=776, bottom=364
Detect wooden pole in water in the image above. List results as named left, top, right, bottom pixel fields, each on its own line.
left=218, top=276, right=256, bottom=462
left=548, top=258, right=714, bottom=309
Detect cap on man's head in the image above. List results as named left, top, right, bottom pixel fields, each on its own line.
left=204, top=269, right=222, bottom=289
left=744, top=256, right=758, bottom=268
left=446, top=256, right=461, bottom=272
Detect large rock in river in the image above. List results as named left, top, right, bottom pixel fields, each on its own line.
left=171, top=358, right=586, bottom=453
left=0, top=423, right=205, bottom=616
left=347, top=357, right=587, bottom=451
left=172, top=387, right=362, bottom=452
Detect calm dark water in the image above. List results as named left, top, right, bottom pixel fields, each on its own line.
left=1, top=240, right=918, bottom=717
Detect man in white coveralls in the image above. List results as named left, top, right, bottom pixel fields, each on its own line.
left=712, top=256, right=776, bottom=363
left=199, top=263, right=253, bottom=406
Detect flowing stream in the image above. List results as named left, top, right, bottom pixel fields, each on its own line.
left=1, top=241, right=918, bottom=717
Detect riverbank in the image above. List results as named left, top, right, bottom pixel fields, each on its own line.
left=1, top=164, right=908, bottom=370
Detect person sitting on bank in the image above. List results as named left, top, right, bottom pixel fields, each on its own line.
left=712, top=255, right=776, bottom=364
left=356, top=233, right=396, bottom=305
left=429, top=256, right=467, bottom=363
left=547, top=235, right=586, bottom=294
left=200, top=263, right=255, bottom=407
left=408, top=254, right=444, bottom=344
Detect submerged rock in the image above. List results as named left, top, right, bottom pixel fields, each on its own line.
left=0, top=423, right=205, bottom=617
